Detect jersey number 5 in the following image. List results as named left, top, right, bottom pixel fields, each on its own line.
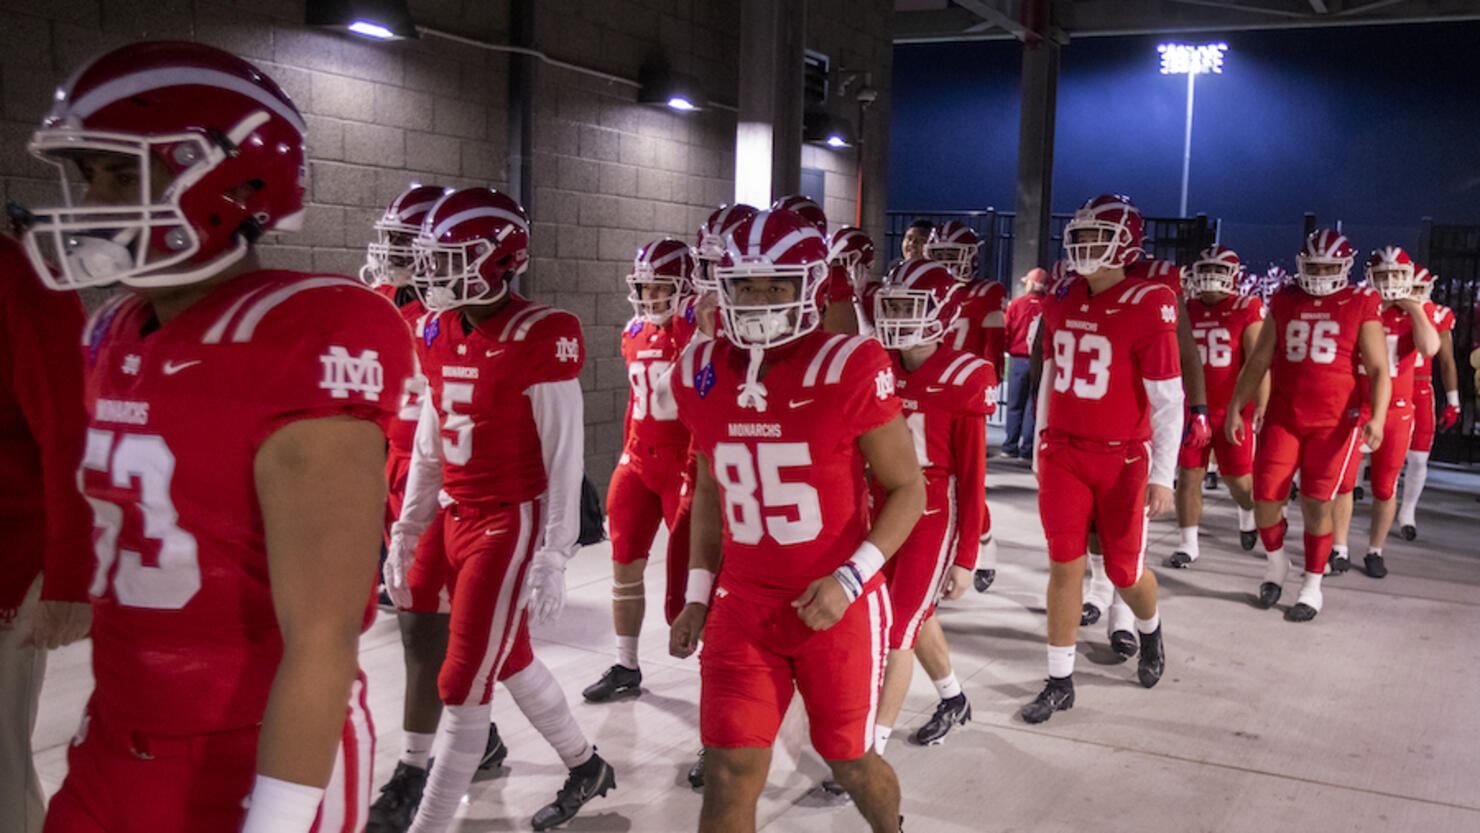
left=83, top=429, right=200, bottom=609
left=712, top=442, right=823, bottom=546
left=1051, top=330, right=1113, bottom=400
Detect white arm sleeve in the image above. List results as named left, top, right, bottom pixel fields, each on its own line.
left=529, top=378, right=585, bottom=561
left=1143, top=376, right=1185, bottom=490
left=389, top=396, right=444, bottom=539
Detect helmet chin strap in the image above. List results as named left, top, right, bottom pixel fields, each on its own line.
left=736, top=346, right=769, bottom=412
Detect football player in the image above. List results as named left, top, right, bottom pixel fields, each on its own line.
left=1226, top=230, right=1389, bottom=622
left=1000, top=266, right=1048, bottom=465
left=1170, top=246, right=1268, bottom=567
left=1396, top=265, right=1461, bottom=540
left=383, top=188, right=612, bottom=833
left=584, top=238, right=698, bottom=702
left=829, top=225, right=877, bottom=337
left=1021, top=194, right=1183, bottom=724
left=1327, top=248, right=1437, bottom=577
left=868, top=260, right=994, bottom=751
left=773, top=195, right=858, bottom=334
left=669, top=208, right=925, bottom=833
left=686, top=203, right=759, bottom=341
left=22, top=43, right=415, bottom=833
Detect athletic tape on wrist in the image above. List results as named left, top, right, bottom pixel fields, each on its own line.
left=1448, top=390, right=1461, bottom=408
left=685, top=568, right=715, bottom=606
left=240, top=775, right=324, bottom=833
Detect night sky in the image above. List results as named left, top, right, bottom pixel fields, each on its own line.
left=889, top=22, right=1480, bottom=273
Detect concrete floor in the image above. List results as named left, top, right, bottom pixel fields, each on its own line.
left=31, top=437, right=1480, bottom=832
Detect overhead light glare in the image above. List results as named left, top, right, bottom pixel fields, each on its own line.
left=348, top=20, right=396, bottom=39
left=667, top=96, right=697, bottom=112
left=1158, top=42, right=1229, bottom=75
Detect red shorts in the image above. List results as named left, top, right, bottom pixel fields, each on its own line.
left=45, top=673, right=374, bottom=833
left=1410, top=380, right=1436, bottom=453
left=883, top=479, right=955, bottom=651
left=403, top=505, right=452, bottom=614
left=1254, top=419, right=1363, bottom=503
left=437, top=499, right=542, bottom=707
left=384, top=449, right=412, bottom=544
left=1355, top=405, right=1415, bottom=501
left=1178, top=407, right=1255, bottom=477
left=699, top=580, right=890, bottom=761
left=606, top=443, right=694, bottom=624
left=1037, top=433, right=1150, bottom=589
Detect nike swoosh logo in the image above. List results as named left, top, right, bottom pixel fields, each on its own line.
left=485, top=528, right=505, bottom=536
left=162, top=360, right=201, bottom=375
left=924, top=386, right=945, bottom=393
left=1125, top=456, right=1141, bottom=463
left=922, top=508, right=941, bottom=516
left=485, top=349, right=504, bottom=358
left=1107, top=308, right=1123, bottom=315
left=789, top=399, right=813, bottom=408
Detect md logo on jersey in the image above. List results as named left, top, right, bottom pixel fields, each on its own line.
left=875, top=368, right=896, bottom=401
left=1160, top=305, right=1177, bottom=324
left=318, top=346, right=385, bottom=401
left=556, top=336, right=580, bottom=363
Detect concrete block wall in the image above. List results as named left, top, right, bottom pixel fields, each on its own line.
left=0, top=0, right=893, bottom=493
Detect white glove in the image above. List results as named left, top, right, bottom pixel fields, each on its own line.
left=382, top=532, right=418, bottom=610
left=525, top=552, right=567, bottom=625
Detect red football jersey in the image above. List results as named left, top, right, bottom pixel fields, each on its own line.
left=1039, top=277, right=1182, bottom=443
left=672, top=292, right=721, bottom=345
left=1357, top=303, right=1420, bottom=408
left=892, top=346, right=995, bottom=569
left=674, top=331, right=901, bottom=602
left=374, top=283, right=428, bottom=456
left=1127, top=259, right=1184, bottom=300
left=1004, top=292, right=1044, bottom=357
left=1265, top=285, right=1381, bottom=428
left=1186, top=293, right=1265, bottom=415
left=415, top=294, right=585, bottom=504
left=1414, top=301, right=1454, bottom=380
left=945, top=280, right=1007, bottom=371
left=78, top=271, right=414, bottom=735
left=621, top=316, right=690, bottom=452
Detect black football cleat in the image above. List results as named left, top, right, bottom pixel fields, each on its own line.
left=366, top=762, right=427, bottom=833
left=1080, top=602, right=1103, bottom=627
left=1284, top=603, right=1319, bottom=622
left=1110, top=629, right=1138, bottom=660
left=912, top=694, right=971, bottom=745
left=1020, top=677, right=1074, bottom=724
left=478, top=723, right=507, bottom=770
left=972, top=568, right=996, bottom=593
left=1136, top=626, right=1164, bottom=688
left=582, top=664, right=642, bottom=702
left=1203, top=470, right=1219, bottom=490
left=1167, top=551, right=1194, bottom=569
left=1364, top=552, right=1388, bottom=579
left=1328, top=552, right=1350, bottom=576
left=1400, top=524, right=1417, bottom=541
left=531, top=752, right=616, bottom=831
left=1256, top=582, right=1282, bottom=609
left=1240, top=529, right=1258, bottom=551
left=687, top=749, right=705, bottom=789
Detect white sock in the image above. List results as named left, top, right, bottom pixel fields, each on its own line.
left=1107, top=594, right=1134, bottom=636
left=1047, top=643, right=1076, bottom=679
left=1296, top=571, right=1324, bottom=611
left=932, top=672, right=962, bottom=701
left=503, top=658, right=594, bottom=769
left=401, top=731, right=436, bottom=769
left=1398, top=450, right=1429, bottom=527
left=873, top=724, right=892, bottom=756
left=1084, top=554, right=1113, bottom=612
left=978, top=536, right=999, bottom=569
left=1178, top=526, right=1199, bottom=560
left=1237, top=506, right=1256, bottom=532
left=616, top=635, right=639, bottom=670
left=1368, top=546, right=1382, bottom=558
left=1134, top=610, right=1160, bottom=635
left=1331, top=544, right=1349, bottom=561
left=1263, top=547, right=1289, bottom=586
left=409, top=703, right=490, bottom=833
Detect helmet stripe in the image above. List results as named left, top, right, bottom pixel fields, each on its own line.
left=431, top=206, right=528, bottom=239
left=69, top=67, right=307, bottom=134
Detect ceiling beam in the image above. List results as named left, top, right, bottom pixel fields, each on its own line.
left=954, top=0, right=1031, bottom=40
left=1308, top=0, right=1330, bottom=12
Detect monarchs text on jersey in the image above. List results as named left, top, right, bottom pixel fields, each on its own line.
left=79, top=271, right=415, bottom=735
left=673, top=332, right=901, bottom=602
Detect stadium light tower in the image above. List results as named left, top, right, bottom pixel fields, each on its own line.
left=1158, top=42, right=1228, bottom=217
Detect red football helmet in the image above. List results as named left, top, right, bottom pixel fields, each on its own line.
left=872, top=259, right=960, bottom=350
left=1260, top=265, right=1290, bottom=300
left=21, top=41, right=307, bottom=290
left=770, top=195, right=828, bottom=235
left=715, top=208, right=830, bottom=349
left=828, top=226, right=875, bottom=291
left=363, top=184, right=450, bottom=288
left=1296, top=229, right=1355, bottom=297
left=694, top=203, right=758, bottom=291
left=924, top=220, right=981, bottom=282
left=627, top=237, right=695, bottom=325
left=1412, top=264, right=1435, bottom=301
left=1063, top=194, right=1144, bottom=275
left=1186, top=245, right=1242, bottom=296
left=1364, top=246, right=1415, bottom=302
left=412, top=188, right=529, bottom=311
